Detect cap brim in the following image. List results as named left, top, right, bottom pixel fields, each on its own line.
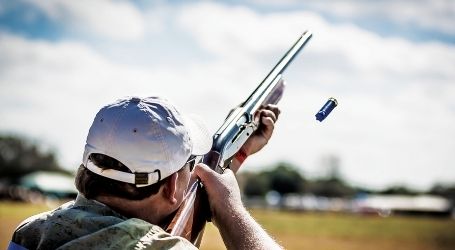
left=184, top=114, right=213, bottom=155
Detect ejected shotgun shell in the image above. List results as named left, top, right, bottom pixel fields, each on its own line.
left=315, top=97, right=338, bottom=122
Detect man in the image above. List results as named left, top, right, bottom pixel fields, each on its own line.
left=10, top=96, right=283, bottom=249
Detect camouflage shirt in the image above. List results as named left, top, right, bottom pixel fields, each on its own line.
left=11, top=195, right=197, bottom=250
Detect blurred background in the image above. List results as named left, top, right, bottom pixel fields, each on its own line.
left=0, top=0, right=454, bottom=249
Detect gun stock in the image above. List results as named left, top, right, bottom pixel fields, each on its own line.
left=165, top=31, right=312, bottom=246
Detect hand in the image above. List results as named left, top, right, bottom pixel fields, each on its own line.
left=193, top=163, right=244, bottom=225
left=241, top=104, right=280, bottom=156
left=193, top=163, right=283, bottom=250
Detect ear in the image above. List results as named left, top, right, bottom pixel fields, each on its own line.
left=162, top=172, right=178, bottom=205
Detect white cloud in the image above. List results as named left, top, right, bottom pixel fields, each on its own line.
left=0, top=33, right=183, bottom=168
left=250, top=0, right=455, bottom=36
left=183, top=3, right=455, bottom=90
left=177, top=3, right=316, bottom=57
left=175, top=2, right=455, bottom=189
left=309, top=0, right=455, bottom=36
left=0, top=31, right=251, bottom=169
left=1, top=2, right=454, bottom=190
left=23, top=0, right=146, bottom=41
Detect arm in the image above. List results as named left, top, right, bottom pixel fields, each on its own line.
left=194, top=164, right=282, bottom=250
left=194, top=105, right=282, bottom=249
left=164, top=105, right=279, bottom=244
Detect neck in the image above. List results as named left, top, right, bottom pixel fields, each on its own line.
left=96, top=195, right=168, bottom=226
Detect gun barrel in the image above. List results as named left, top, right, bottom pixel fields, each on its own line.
left=210, top=31, right=313, bottom=166
left=243, top=31, right=312, bottom=107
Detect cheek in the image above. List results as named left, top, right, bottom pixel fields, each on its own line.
left=179, top=171, right=192, bottom=200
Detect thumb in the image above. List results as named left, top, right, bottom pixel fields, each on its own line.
left=193, top=163, right=218, bottom=186
left=254, top=110, right=262, bottom=125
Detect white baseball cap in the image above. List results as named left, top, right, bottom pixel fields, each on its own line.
left=82, top=96, right=212, bottom=187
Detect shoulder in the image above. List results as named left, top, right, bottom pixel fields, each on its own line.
left=15, top=200, right=75, bottom=229
left=12, top=200, right=75, bottom=248
left=58, top=218, right=197, bottom=250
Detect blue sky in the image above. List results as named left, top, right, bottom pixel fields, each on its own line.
left=0, top=0, right=454, bottom=190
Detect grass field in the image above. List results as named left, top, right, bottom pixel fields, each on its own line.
left=1, top=202, right=454, bottom=250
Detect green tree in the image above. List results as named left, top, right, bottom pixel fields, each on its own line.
left=428, top=183, right=455, bottom=202
left=0, top=135, right=64, bottom=180
left=379, top=185, right=418, bottom=195
left=241, top=160, right=359, bottom=198
left=243, top=172, right=269, bottom=197
left=242, top=162, right=305, bottom=197
left=306, top=178, right=355, bottom=197
left=268, top=163, right=305, bottom=195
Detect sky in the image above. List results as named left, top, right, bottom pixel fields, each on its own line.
left=0, top=0, right=454, bottom=191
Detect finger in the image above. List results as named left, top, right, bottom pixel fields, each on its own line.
left=253, top=110, right=262, bottom=125
left=265, top=104, right=281, bottom=119
left=261, top=116, right=275, bottom=127
left=260, top=109, right=277, bottom=123
left=260, top=117, right=275, bottom=138
left=222, top=168, right=234, bottom=176
left=193, top=163, right=218, bottom=184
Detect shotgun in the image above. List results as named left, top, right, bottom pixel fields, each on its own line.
left=165, top=31, right=313, bottom=246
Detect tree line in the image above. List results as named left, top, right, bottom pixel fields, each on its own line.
left=238, top=162, right=356, bottom=198
left=238, top=162, right=455, bottom=202
left=1, top=134, right=454, bottom=202
left=0, top=134, right=69, bottom=183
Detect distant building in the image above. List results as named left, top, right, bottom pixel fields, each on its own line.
left=19, top=171, right=77, bottom=199
left=260, top=193, right=453, bottom=218
left=354, top=195, right=453, bottom=217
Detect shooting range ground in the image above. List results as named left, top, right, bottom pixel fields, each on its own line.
left=1, top=202, right=454, bottom=250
